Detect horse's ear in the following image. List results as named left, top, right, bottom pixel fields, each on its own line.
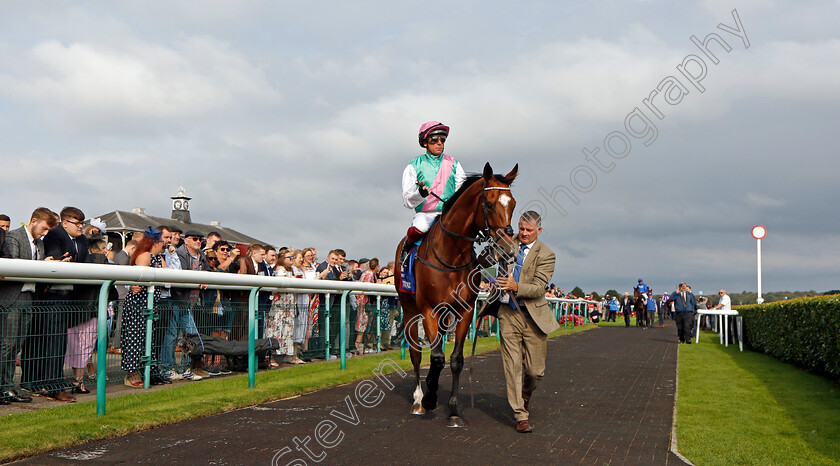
left=483, top=162, right=493, bottom=180
left=504, top=164, right=519, bottom=183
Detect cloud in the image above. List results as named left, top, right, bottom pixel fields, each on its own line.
left=0, top=37, right=280, bottom=132
left=746, top=192, right=786, bottom=208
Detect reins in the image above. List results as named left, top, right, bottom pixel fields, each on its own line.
left=415, top=181, right=512, bottom=273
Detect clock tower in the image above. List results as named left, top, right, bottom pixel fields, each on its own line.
left=171, top=186, right=192, bottom=223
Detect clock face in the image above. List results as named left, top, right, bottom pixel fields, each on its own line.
left=174, top=200, right=182, bottom=210
left=183, top=200, right=189, bottom=210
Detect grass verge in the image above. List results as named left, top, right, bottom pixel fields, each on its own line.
left=0, top=324, right=591, bottom=462
left=677, top=330, right=840, bottom=465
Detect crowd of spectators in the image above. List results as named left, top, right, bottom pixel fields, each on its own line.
left=0, top=208, right=398, bottom=403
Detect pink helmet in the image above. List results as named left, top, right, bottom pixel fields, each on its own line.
left=418, top=121, right=449, bottom=147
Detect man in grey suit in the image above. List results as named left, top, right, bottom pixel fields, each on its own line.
left=0, top=208, right=57, bottom=403
left=0, top=228, right=10, bottom=259
left=669, top=282, right=698, bottom=344
left=495, top=211, right=559, bottom=434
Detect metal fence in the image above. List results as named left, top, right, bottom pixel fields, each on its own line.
left=0, top=259, right=593, bottom=416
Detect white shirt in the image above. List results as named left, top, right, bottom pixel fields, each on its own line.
left=21, top=227, right=38, bottom=292
left=718, top=294, right=731, bottom=311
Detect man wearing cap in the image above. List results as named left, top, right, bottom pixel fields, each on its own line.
left=172, top=230, right=210, bottom=378
left=398, top=121, right=467, bottom=267
left=645, top=290, right=657, bottom=328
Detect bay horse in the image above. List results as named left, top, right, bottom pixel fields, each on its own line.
left=633, top=289, right=646, bottom=327
left=395, top=162, right=518, bottom=427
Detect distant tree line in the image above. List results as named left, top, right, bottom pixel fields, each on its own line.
left=560, top=285, right=839, bottom=305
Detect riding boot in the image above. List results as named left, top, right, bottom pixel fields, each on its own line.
left=401, top=226, right=424, bottom=269
left=399, top=240, right=414, bottom=269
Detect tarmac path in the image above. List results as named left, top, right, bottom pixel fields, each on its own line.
left=21, top=326, right=689, bottom=465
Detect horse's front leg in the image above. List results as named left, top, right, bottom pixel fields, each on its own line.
left=422, top=327, right=445, bottom=412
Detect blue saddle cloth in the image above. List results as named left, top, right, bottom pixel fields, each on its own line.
left=398, top=239, right=422, bottom=294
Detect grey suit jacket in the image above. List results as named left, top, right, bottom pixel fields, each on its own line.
left=0, top=226, right=46, bottom=302
left=513, top=236, right=560, bottom=335
left=114, top=249, right=130, bottom=266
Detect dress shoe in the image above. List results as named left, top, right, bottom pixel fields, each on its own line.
left=515, top=420, right=533, bottom=433
left=150, top=375, right=167, bottom=386
left=3, top=390, right=33, bottom=403
left=43, top=391, right=76, bottom=403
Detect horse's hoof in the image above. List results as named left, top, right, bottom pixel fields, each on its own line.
left=410, top=403, right=426, bottom=415
left=447, top=416, right=466, bottom=428
left=422, top=400, right=437, bottom=411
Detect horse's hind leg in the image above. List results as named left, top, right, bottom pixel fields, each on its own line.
left=405, top=312, right=425, bottom=415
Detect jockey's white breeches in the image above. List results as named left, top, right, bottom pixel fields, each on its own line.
left=411, top=212, right=441, bottom=233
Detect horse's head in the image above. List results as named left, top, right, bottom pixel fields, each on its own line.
left=477, top=162, right=518, bottom=252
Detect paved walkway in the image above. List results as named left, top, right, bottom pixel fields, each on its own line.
left=22, top=325, right=688, bottom=465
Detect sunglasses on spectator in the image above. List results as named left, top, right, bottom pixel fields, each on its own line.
left=64, top=219, right=84, bottom=227
left=189, top=237, right=202, bottom=241
left=219, top=247, right=230, bottom=252
left=428, top=136, right=446, bottom=144
left=207, top=257, right=218, bottom=262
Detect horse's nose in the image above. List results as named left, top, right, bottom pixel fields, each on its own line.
left=504, top=225, right=514, bottom=236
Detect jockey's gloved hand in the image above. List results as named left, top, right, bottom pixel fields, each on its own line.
left=418, top=184, right=430, bottom=198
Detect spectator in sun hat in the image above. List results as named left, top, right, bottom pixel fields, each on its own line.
left=122, top=227, right=167, bottom=388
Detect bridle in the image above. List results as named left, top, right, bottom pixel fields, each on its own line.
left=416, top=179, right=514, bottom=273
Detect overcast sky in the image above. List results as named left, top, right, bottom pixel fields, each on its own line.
left=2, top=1, right=838, bottom=296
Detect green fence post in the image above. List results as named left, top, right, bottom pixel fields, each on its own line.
left=340, top=290, right=350, bottom=370
left=96, top=280, right=114, bottom=416
left=324, top=293, right=331, bottom=362
left=495, top=316, right=500, bottom=342
left=470, top=299, right=479, bottom=340
left=142, top=287, right=156, bottom=389
left=400, top=306, right=406, bottom=360
left=376, top=295, right=382, bottom=353
left=248, top=286, right=260, bottom=389
left=564, top=303, right=568, bottom=329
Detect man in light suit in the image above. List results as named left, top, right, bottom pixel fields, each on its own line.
left=496, top=211, right=559, bottom=434
left=620, top=292, right=633, bottom=327
left=669, top=282, right=698, bottom=344
left=0, top=208, right=57, bottom=404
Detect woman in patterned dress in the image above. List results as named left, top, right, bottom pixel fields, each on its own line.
left=122, top=227, right=167, bottom=388
left=354, top=258, right=379, bottom=354
left=301, top=248, right=319, bottom=353
left=290, top=249, right=310, bottom=363
left=266, top=249, right=301, bottom=365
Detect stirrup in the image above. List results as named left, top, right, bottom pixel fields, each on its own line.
left=399, top=246, right=411, bottom=269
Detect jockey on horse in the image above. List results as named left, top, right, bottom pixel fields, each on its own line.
left=633, top=278, right=650, bottom=327
left=398, top=121, right=467, bottom=268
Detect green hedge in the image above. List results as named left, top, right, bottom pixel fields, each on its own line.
left=737, top=295, right=840, bottom=380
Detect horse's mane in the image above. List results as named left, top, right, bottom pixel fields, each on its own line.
left=441, top=171, right=514, bottom=215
